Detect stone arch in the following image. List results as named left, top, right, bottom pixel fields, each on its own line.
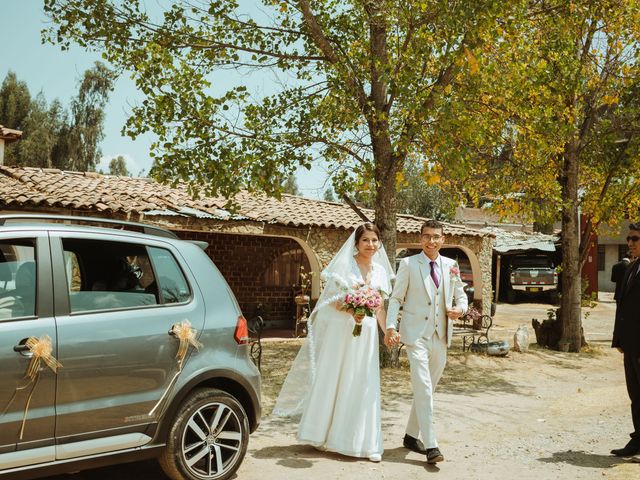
left=445, top=244, right=483, bottom=303
left=274, top=234, right=322, bottom=299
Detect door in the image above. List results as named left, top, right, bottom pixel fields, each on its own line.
left=0, top=233, right=56, bottom=466
left=50, top=233, right=204, bottom=454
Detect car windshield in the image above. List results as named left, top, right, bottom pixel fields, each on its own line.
left=512, top=257, right=553, bottom=268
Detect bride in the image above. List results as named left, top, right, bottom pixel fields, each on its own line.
left=273, top=222, right=394, bottom=462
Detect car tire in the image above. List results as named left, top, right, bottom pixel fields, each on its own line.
left=159, top=388, right=249, bottom=480
left=506, top=290, right=517, bottom=304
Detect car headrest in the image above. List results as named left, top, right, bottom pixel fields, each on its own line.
left=0, top=262, right=12, bottom=282
left=15, top=262, right=36, bottom=290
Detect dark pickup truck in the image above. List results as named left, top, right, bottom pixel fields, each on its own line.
left=506, top=254, right=558, bottom=303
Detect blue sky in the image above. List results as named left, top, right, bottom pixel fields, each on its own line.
left=1, top=2, right=329, bottom=198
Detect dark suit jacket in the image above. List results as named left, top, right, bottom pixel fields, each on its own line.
left=612, top=260, right=640, bottom=354
left=612, top=259, right=630, bottom=301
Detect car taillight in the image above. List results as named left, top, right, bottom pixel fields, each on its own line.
left=234, top=315, right=250, bottom=345
left=510, top=272, right=515, bottom=283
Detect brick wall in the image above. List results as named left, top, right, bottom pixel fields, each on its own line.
left=176, top=231, right=300, bottom=328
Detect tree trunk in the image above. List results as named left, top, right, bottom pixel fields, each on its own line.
left=375, top=157, right=399, bottom=267
left=558, top=145, right=583, bottom=352
left=372, top=137, right=401, bottom=368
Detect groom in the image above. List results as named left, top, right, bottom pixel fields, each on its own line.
left=385, top=219, right=468, bottom=464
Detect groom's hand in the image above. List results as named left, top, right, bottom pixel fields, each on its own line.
left=384, top=328, right=400, bottom=347
left=446, top=307, right=462, bottom=320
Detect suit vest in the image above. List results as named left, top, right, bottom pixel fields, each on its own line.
left=424, top=264, right=447, bottom=340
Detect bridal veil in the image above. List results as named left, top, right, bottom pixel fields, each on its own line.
left=273, top=227, right=394, bottom=418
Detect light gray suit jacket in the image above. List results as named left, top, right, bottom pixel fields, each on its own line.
left=386, top=253, right=468, bottom=346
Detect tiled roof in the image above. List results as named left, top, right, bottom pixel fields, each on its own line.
left=0, top=125, right=22, bottom=141
left=0, top=166, right=488, bottom=237
left=480, top=226, right=558, bottom=252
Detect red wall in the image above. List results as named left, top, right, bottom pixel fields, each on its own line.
left=176, top=231, right=300, bottom=327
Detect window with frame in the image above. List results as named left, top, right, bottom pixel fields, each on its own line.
left=0, top=239, right=37, bottom=320
left=148, top=246, right=191, bottom=304
left=619, top=244, right=629, bottom=261
left=597, top=244, right=605, bottom=271
left=63, top=238, right=161, bottom=313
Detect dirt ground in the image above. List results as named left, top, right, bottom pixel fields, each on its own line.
left=46, top=293, right=638, bottom=480
left=239, top=292, right=638, bottom=480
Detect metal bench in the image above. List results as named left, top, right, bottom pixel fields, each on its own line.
left=453, top=313, right=493, bottom=352
left=248, top=314, right=265, bottom=371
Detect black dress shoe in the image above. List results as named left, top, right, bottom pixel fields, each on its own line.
left=403, top=434, right=427, bottom=454
left=611, top=441, right=640, bottom=457
left=426, top=447, right=444, bottom=464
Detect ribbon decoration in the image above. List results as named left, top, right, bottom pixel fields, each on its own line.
left=24, top=335, right=62, bottom=380
left=148, top=320, right=202, bottom=417
left=171, top=320, right=203, bottom=367
left=2, top=335, right=62, bottom=440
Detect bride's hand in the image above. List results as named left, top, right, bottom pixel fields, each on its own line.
left=353, top=311, right=365, bottom=323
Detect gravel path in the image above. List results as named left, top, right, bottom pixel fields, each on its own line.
left=46, top=294, right=638, bottom=480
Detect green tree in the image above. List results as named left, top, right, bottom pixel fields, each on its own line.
left=323, top=187, right=337, bottom=202
left=281, top=174, right=300, bottom=195
left=65, top=62, right=116, bottom=171
left=44, top=0, right=527, bottom=263
left=0, top=72, right=32, bottom=163
left=431, top=1, right=640, bottom=351
left=13, top=94, right=62, bottom=168
left=108, top=155, right=130, bottom=176
left=0, top=72, right=31, bottom=129
left=0, top=64, right=114, bottom=171
left=396, top=158, right=456, bottom=221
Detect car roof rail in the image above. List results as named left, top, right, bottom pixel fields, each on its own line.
left=0, top=214, right=178, bottom=239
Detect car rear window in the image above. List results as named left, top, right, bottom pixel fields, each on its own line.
left=0, top=239, right=36, bottom=320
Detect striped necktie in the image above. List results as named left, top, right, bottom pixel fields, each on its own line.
left=430, top=260, right=440, bottom=288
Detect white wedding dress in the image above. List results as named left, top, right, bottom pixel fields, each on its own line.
left=274, top=247, right=393, bottom=459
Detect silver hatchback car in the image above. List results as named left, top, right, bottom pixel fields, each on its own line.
left=0, top=214, right=261, bottom=480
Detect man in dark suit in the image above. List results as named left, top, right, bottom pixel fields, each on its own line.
left=611, top=222, right=640, bottom=460
left=611, top=254, right=630, bottom=302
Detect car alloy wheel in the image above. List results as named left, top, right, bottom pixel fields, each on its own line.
left=160, top=388, right=249, bottom=480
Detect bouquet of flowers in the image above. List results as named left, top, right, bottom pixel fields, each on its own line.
left=342, top=284, right=384, bottom=336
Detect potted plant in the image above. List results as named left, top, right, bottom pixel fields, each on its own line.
left=294, top=266, right=313, bottom=305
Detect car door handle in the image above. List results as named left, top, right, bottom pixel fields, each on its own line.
left=13, top=340, right=33, bottom=356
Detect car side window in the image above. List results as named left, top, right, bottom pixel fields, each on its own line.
left=148, top=247, right=191, bottom=304
left=0, top=239, right=36, bottom=320
left=63, top=238, right=159, bottom=313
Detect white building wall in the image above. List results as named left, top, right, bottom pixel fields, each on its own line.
left=599, top=244, right=620, bottom=293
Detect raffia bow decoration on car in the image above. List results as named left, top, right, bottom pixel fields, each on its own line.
left=2, top=334, right=62, bottom=440
left=148, top=320, right=203, bottom=417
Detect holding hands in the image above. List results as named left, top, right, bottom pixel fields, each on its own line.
left=446, top=306, right=463, bottom=320
left=384, top=328, right=401, bottom=347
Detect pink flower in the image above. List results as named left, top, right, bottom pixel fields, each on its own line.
left=342, top=283, right=385, bottom=337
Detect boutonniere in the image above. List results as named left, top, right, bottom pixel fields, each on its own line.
left=450, top=265, right=464, bottom=287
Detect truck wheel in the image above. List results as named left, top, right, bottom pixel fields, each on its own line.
left=159, top=388, right=249, bottom=480
left=506, top=290, right=517, bottom=304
